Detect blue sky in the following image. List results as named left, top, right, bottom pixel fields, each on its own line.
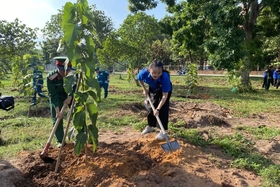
left=0, top=0, right=169, bottom=30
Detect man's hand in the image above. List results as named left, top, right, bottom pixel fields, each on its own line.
left=143, top=89, right=148, bottom=96
left=55, top=107, right=62, bottom=119
left=64, top=96, right=72, bottom=105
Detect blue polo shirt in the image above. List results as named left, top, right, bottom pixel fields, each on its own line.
left=136, top=68, right=172, bottom=92
left=273, top=70, right=277, bottom=79
left=97, top=70, right=109, bottom=82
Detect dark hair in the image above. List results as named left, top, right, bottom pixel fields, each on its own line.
left=148, top=59, right=170, bottom=76
left=148, top=59, right=163, bottom=70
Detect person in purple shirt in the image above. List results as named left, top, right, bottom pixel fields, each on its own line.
left=136, top=59, right=172, bottom=140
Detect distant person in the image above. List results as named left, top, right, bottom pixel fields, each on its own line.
left=137, top=59, right=172, bottom=140
left=262, top=66, right=273, bottom=90
left=30, top=63, right=48, bottom=106
left=276, top=69, right=280, bottom=89
left=47, top=57, right=75, bottom=148
left=273, top=67, right=278, bottom=87
left=95, top=67, right=109, bottom=99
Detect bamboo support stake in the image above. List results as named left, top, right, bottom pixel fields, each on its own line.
left=55, top=72, right=82, bottom=173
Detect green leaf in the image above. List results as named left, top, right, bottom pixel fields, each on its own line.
left=87, top=90, right=100, bottom=103
left=70, top=45, right=83, bottom=66
left=74, top=91, right=89, bottom=104
left=85, top=78, right=101, bottom=100
left=88, top=124, right=98, bottom=152
left=74, top=132, right=87, bottom=155
left=86, top=102, right=98, bottom=126
left=80, top=0, right=89, bottom=8
left=81, top=59, right=95, bottom=78
left=63, top=23, right=82, bottom=47
left=67, top=126, right=76, bottom=141
left=73, top=106, right=86, bottom=131
left=81, top=15, right=88, bottom=25
left=85, top=36, right=95, bottom=54
left=62, top=2, right=75, bottom=28
left=63, top=74, right=76, bottom=94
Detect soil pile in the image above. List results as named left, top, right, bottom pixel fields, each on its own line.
left=6, top=131, right=261, bottom=187
left=2, top=101, right=278, bottom=187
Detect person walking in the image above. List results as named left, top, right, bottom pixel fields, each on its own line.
left=47, top=57, right=75, bottom=147
left=273, top=67, right=278, bottom=87
left=262, top=66, right=273, bottom=90
left=137, top=59, right=172, bottom=140
left=30, top=63, right=48, bottom=106
left=95, top=67, right=109, bottom=98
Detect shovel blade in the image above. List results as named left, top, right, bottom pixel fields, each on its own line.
left=40, top=155, right=56, bottom=163
left=161, top=140, right=180, bottom=152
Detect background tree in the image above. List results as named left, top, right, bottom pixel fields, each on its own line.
left=128, top=0, right=176, bottom=13
left=117, top=12, right=161, bottom=73
left=129, top=0, right=280, bottom=91
left=41, top=5, right=114, bottom=65
left=41, top=12, right=64, bottom=64
left=96, top=32, right=129, bottom=71
left=150, top=38, right=173, bottom=65
left=257, top=7, right=280, bottom=65
left=0, top=19, right=38, bottom=73
left=167, top=2, right=209, bottom=69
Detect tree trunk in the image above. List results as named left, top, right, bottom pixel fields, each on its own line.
left=199, top=57, right=204, bottom=70
left=240, top=65, right=251, bottom=87
left=240, top=0, right=260, bottom=90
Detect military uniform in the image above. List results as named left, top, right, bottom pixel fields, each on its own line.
left=47, top=69, right=73, bottom=143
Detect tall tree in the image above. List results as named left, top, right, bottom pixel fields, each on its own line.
left=128, top=0, right=176, bottom=13
left=117, top=12, right=161, bottom=71
left=150, top=38, right=173, bottom=64
left=200, top=0, right=280, bottom=90
left=257, top=7, right=280, bottom=64
left=0, top=19, right=38, bottom=73
left=166, top=2, right=209, bottom=69
left=130, top=0, right=280, bottom=91
left=40, top=4, right=114, bottom=64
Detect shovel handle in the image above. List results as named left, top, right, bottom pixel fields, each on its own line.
left=40, top=103, right=68, bottom=155
left=146, top=96, right=168, bottom=136
left=147, top=95, right=177, bottom=151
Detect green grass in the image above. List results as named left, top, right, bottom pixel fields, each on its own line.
left=235, top=126, right=280, bottom=140
left=1, top=72, right=280, bottom=186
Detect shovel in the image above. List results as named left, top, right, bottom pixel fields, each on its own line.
left=147, top=96, right=180, bottom=152
left=40, top=103, right=68, bottom=163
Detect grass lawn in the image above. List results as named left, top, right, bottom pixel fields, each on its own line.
left=1, top=72, right=280, bottom=186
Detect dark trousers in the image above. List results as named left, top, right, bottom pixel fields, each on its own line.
left=147, top=88, right=172, bottom=130
left=99, top=81, right=109, bottom=98
left=263, top=77, right=272, bottom=90
left=32, top=85, right=47, bottom=104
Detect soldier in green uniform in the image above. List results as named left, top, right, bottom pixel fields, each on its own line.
left=46, top=57, right=75, bottom=147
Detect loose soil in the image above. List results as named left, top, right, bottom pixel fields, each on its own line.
left=1, top=100, right=280, bottom=187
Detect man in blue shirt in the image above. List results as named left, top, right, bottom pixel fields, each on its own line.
left=30, top=63, right=48, bottom=106
left=95, top=67, right=109, bottom=98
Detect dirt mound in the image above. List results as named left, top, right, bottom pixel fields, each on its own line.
left=0, top=101, right=269, bottom=187
left=169, top=102, right=232, bottom=128
left=3, top=129, right=260, bottom=187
